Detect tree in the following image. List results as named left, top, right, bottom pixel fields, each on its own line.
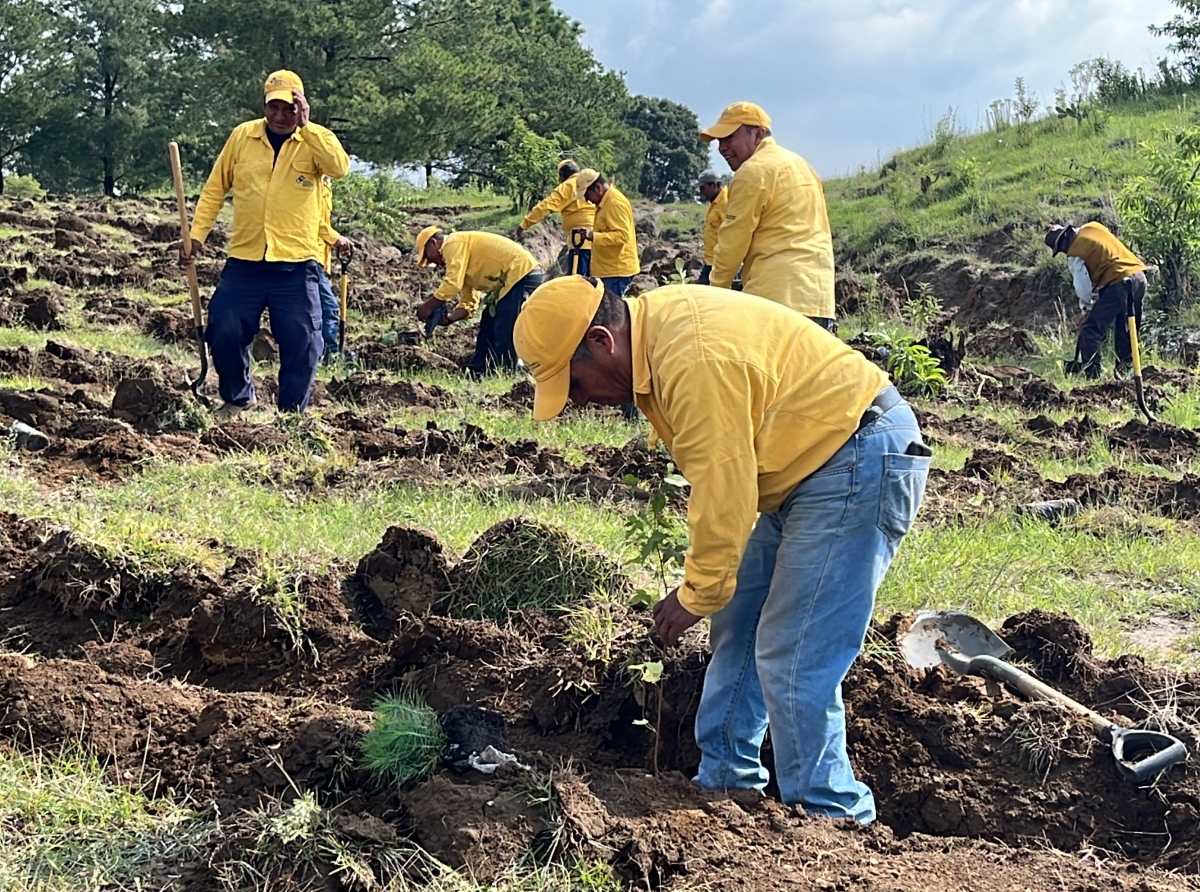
left=495, top=117, right=561, bottom=210
left=1116, top=128, right=1200, bottom=308
left=1152, top=1, right=1200, bottom=77
left=622, top=96, right=708, bottom=202
left=0, top=0, right=69, bottom=194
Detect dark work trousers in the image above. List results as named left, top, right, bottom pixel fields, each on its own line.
left=601, top=275, right=634, bottom=297
left=566, top=248, right=592, bottom=277
left=808, top=316, right=838, bottom=334
left=468, top=268, right=544, bottom=376
left=1078, top=272, right=1146, bottom=379
left=206, top=258, right=323, bottom=411
left=698, top=264, right=712, bottom=285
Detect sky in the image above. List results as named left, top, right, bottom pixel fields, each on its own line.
left=553, top=0, right=1181, bottom=178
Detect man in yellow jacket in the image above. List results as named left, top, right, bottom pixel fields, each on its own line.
left=1046, top=222, right=1147, bottom=379
left=701, top=102, right=836, bottom=331
left=514, top=276, right=931, bottom=824
left=183, top=70, right=349, bottom=418
left=697, top=169, right=727, bottom=285
left=575, top=169, right=639, bottom=297
left=414, top=227, right=543, bottom=375
left=516, top=159, right=596, bottom=276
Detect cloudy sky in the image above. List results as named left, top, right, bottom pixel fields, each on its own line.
left=554, top=0, right=1180, bottom=178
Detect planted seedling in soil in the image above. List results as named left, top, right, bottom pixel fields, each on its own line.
left=621, top=469, right=689, bottom=774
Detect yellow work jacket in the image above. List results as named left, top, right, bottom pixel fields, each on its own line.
left=711, top=138, right=835, bottom=318
left=191, top=119, right=350, bottom=263
left=703, top=187, right=728, bottom=266
left=1067, top=222, right=1146, bottom=290
left=591, top=185, right=640, bottom=278
left=318, top=176, right=341, bottom=273
left=433, top=231, right=538, bottom=314
left=521, top=176, right=596, bottom=244
left=629, top=285, right=891, bottom=616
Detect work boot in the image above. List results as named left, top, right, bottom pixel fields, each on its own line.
left=213, top=400, right=256, bottom=422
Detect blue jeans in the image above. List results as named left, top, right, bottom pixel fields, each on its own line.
left=317, top=268, right=340, bottom=353
left=694, top=400, right=929, bottom=823
left=206, top=258, right=323, bottom=412
left=601, top=275, right=633, bottom=296
left=567, top=248, right=591, bottom=277
left=468, top=268, right=544, bottom=375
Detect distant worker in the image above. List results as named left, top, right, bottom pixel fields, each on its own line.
left=697, top=169, right=727, bottom=285
left=414, top=227, right=543, bottom=375
left=514, top=276, right=930, bottom=825
left=516, top=159, right=596, bottom=276
left=701, top=102, right=837, bottom=331
left=318, top=175, right=353, bottom=360
left=1046, top=222, right=1147, bottom=380
left=184, top=70, right=349, bottom=419
left=575, top=169, right=639, bottom=297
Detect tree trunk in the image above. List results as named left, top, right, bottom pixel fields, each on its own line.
left=103, top=157, right=115, bottom=197
left=425, top=161, right=433, bottom=186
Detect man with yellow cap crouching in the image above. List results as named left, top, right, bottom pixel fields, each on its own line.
left=701, top=101, right=837, bottom=332
left=415, top=227, right=543, bottom=375
left=514, top=276, right=931, bottom=823
left=183, top=70, right=349, bottom=419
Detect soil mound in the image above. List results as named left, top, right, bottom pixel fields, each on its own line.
left=967, top=325, right=1042, bottom=359
left=355, top=526, right=451, bottom=635
left=351, top=342, right=460, bottom=374
left=328, top=373, right=454, bottom=409
left=110, top=377, right=193, bottom=432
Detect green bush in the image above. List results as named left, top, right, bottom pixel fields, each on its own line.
left=331, top=170, right=412, bottom=244
left=360, top=691, right=446, bottom=787
left=5, top=174, right=45, bottom=200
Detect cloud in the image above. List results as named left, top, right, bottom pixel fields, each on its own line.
left=556, top=0, right=1178, bottom=176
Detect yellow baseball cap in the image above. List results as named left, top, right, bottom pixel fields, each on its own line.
left=514, top=276, right=604, bottom=421
left=264, top=70, right=304, bottom=104
left=575, top=168, right=601, bottom=200
left=415, top=225, right=441, bottom=267
left=557, top=158, right=577, bottom=171
left=700, top=101, right=772, bottom=142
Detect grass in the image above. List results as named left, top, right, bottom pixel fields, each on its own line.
left=824, top=92, right=1200, bottom=274
left=0, top=325, right=192, bottom=365
left=360, top=691, right=447, bottom=788
left=0, top=744, right=211, bottom=891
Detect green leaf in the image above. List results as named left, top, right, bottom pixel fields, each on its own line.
left=628, top=661, right=664, bottom=684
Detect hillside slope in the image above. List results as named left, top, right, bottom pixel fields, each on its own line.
left=825, top=96, right=1195, bottom=331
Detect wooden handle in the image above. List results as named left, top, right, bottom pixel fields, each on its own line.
left=168, top=142, right=204, bottom=327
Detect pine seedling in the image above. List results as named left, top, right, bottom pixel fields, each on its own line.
left=360, top=691, right=447, bottom=788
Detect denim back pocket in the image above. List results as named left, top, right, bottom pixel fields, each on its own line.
left=877, top=450, right=931, bottom=541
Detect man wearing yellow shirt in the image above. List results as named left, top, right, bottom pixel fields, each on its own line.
left=516, top=159, right=596, bottom=276
left=414, top=227, right=543, bottom=375
left=1046, top=222, right=1147, bottom=379
left=702, top=102, right=836, bottom=331
left=697, top=169, right=727, bottom=285
left=575, top=169, right=639, bottom=297
left=514, top=276, right=931, bottom=824
left=184, top=70, right=349, bottom=418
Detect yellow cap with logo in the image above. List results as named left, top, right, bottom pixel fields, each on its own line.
left=264, top=70, right=304, bottom=104
left=415, top=225, right=441, bottom=267
left=700, top=101, right=771, bottom=142
left=513, top=276, right=604, bottom=421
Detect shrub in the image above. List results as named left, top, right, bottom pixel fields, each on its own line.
left=330, top=170, right=411, bottom=243
left=360, top=691, right=446, bottom=787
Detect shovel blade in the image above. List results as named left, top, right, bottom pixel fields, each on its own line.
left=901, top=611, right=1014, bottom=670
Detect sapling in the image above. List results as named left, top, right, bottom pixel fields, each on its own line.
left=360, top=691, right=447, bottom=787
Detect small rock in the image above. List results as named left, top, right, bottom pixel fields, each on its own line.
left=9, top=421, right=50, bottom=451
left=250, top=331, right=279, bottom=362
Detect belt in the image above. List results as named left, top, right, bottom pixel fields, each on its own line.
left=857, top=385, right=903, bottom=431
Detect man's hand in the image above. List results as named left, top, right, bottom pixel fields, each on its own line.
left=335, top=235, right=353, bottom=257
left=416, top=297, right=441, bottom=322
left=1077, top=311, right=1090, bottom=330
left=514, top=225, right=525, bottom=240
left=293, top=89, right=310, bottom=128
left=178, top=240, right=202, bottom=267
left=652, top=589, right=702, bottom=649
left=446, top=307, right=468, bottom=324
left=582, top=229, right=594, bottom=242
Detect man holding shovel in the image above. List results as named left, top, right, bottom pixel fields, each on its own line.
left=514, top=276, right=932, bottom=823
left=1046, top=222, right=1147, bottom=380
left=181, top=70, right=349, bottom=419
left=697, top=169, right=727, bottom=285
left=516, top=159, right=595, bottom=276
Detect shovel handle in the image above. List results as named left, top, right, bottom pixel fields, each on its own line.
left=168, top=142, right=204, bottom=330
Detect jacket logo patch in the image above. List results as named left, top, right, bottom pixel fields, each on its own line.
left=295, top=176, right=315, bottom=188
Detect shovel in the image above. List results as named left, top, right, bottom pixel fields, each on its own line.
left=1125, top=279, right=1154, bottom=424
left=569, top=227, right=587, bottom=276
left=337, top=243, right=353, bottom=353
left=168, top=141, right=210, bottom=406
left=901, top=611, right=1187, bottom=783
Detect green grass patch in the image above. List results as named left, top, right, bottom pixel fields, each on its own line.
left=0, top=745, right=210, bottom=891
left=0, top=227, right=24, bottom=240
left=0, top=326, right=191, bottom=364
left=360, top=691, right=447, bottom=787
